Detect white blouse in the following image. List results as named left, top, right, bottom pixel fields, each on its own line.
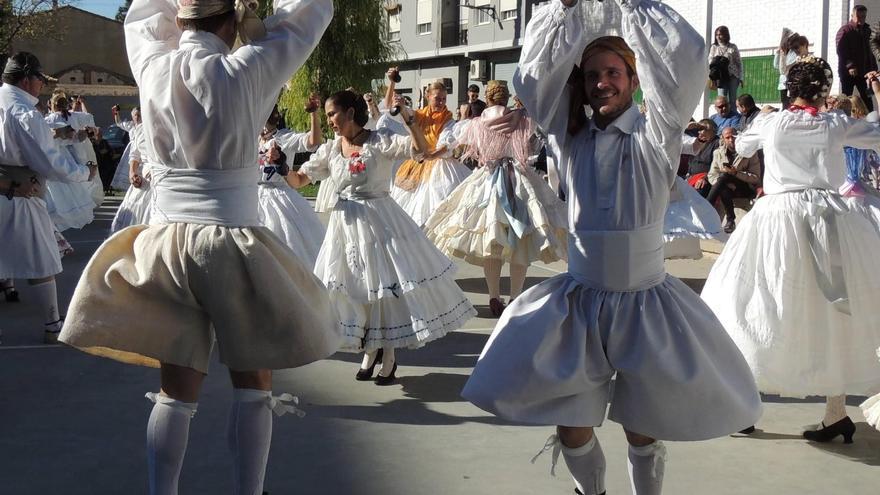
left=513, top=0, right=706, bottom=232
left=301, top=128, right=413, bottom=198
left=737, top=110, right=880, bottom=195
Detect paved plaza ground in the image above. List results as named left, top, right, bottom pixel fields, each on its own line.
left=1, top=197, right=878, bottom=494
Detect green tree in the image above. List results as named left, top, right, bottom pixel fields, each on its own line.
left=274, top=0, right=396, bottom=133
left=0, top=0, right=72, bottom=58
left=116, top=0, right=133, bottom=22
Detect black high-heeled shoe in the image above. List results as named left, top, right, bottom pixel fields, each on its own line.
left=574, top=488, right=605, bottom=495
left=374, top=362, right=398, bottom=386
left=355, top=348, right=383, bottom=381
left=803, top=416, right=856, bottom=444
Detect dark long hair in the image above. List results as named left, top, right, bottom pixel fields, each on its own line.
left=327, top=90, right=369, bottom=127
left=713, top=26, right=731, bottom=46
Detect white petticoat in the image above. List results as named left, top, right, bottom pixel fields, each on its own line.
left=0, top=197, right=63, bottom=279
left=111, top=178, right=154, bottom=233
left=702, top=189, right=880, bottom=397
left=313, top=176, right=339, bottom=213
left=45, top=180, right=95, bottom=231
left=317, top=195, right=477, bottom=352
left=663, top=177, right=726, bottom=260
left=462, top=273, right=762, bottom=440
left=110, top=143, right=132, bottom=191
left=88, top=173, right=104, bottom=207
left=425, top=165, right=568, bottom=267
left=391, top=158, right=472, bottom=226
left=257, top=183, right=325, bottom=267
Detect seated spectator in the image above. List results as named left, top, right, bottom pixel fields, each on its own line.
left=736, top=94, right=760, bottom=131
left=685, top=119, right=720, bottom=197
left=710, top=95, right=741, bottom=132
left=467, top=84, right=487, bottom=117
left=707, top=127, right=761, bottom=233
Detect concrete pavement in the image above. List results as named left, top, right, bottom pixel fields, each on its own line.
left=1, top=197, right=878, bottom=494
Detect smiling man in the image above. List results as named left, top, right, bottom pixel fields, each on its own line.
left=462, top=1, right=762, bottom=494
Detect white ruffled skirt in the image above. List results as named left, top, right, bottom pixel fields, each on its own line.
left=425, top=164, right=567, bottom=266
left=110, top=143, right=132, bottom=191
left=462, top=272, right=761, bottom=440
left=111, top=170, right=153, bottom=233
left=702, top=189, right=880, bottom=397
left=861, top=348, right=880, bottom=431
left=45, top=180, right=95, bottom=231
left=313, top=176, right=339, bottom=213
left=391, top=158, right=472, bottom=226
left=663, top=177, right=726, bottom=260
left=257, top=182, right=325, bottom=267
left=317, top=195, right=477, bottom=352
left=0, top=197, right=63, bottom=279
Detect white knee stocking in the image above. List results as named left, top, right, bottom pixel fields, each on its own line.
left=228, top=389, right=274, bottom=495
left=628, top=441, right=666, bottom=495
left=29, top=279, right=60, bottom=329
left=562, top=435, right=606, bottom=495
left=823, top=395, right=847, bottom=425
left=146, top=393, right=197, bottom=495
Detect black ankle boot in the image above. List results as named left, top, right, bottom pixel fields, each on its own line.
left=355, top=348, right=383, bottom=381
left=803, top=416, right=856, bottom=444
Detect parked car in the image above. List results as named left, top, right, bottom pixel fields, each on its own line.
left=103, top=124, right=130, bottom=163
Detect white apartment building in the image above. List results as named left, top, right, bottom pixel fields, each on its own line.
left=386, top=0, right=880, bottom=116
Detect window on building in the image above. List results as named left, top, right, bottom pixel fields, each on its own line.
left=69, top=77, right=76, bottom=82
left=417, top=0, right=432, bottom=35
left=475, top=0, right=491, bottom=25
left=97, top=78, right=104, bottom=83
left=500, top=0, right=517, bottom=20
left=388, top=9, right=401, bottom=41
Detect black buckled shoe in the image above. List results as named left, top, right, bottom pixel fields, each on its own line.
left=803, top=416, right=856, bottom=444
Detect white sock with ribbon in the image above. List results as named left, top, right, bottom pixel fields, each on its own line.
left=146, top=392, right=197, bottom=495
left=627, top=441, right=666, bottom=495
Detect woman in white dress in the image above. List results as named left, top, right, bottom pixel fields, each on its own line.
left=391, top=79, right=472, bottom=227
left=44, top=93, right=96, bottom=231
left=257, top=99, right=325, bottom=267
left=702, top=56, right=880, bottom=444
left=462, top=2, right=761, bottom=494
left=425, top=80, right=567, bottom=316
left=286, top=90, right=477, bottom=385
left=110, top=107, right=153, bottom=233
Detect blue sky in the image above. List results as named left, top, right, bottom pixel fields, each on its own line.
left=76, top=0, right=124, bottom=20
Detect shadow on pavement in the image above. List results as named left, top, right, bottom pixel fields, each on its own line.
left=308, top=398, right=536, bottom=427
left=677, top=277, right=706, bottom=293
left=398, top=372, right=469, bottom=402
left=806, top=423, right=880, bottom=466
left=326, top=330, right=488, bottom=369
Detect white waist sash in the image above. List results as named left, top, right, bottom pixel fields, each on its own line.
left=150, top=164, right=259, bottom=227
left=568, top=222, right=666, bottom=292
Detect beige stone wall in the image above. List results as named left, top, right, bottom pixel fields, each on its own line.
left=11, top=6, right=132, bottom=83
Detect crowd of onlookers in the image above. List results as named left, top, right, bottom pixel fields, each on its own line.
left=686, top=4, right=880, bottom=233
